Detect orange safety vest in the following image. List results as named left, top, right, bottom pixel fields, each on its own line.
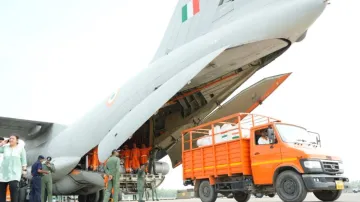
left=124, top=149, right=131, bottom=172
left=140, top=147, right=151, bottom=165
left=119, top=150, right=125, bottom=159
left=131, top=148, right=140, bottom=170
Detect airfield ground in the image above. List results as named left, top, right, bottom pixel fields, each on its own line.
left=152, top=193, right=359, bottom=202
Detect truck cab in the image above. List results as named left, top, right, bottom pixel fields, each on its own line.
left=250, top=122, right=348, bottom=201
left=181, top=113, right=349, bottom=202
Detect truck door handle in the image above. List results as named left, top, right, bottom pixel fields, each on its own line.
left=254, top=152, right=260, bottom=155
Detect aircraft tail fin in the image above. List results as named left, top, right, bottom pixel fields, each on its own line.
left=151, top=0, right=216, bottom=62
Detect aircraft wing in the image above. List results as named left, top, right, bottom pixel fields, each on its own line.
left=165, top=72, right=291, bottom=168
left=0, top=116, right=54, bottom=140
left=97, top=46, right=229, bottom=162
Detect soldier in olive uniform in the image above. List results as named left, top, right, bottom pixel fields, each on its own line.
left=41, top=156, right=56, bottom=202
left=148, top=149, right=155, bottom=175
left=137, top=164, right=147, bottom=202
left=103, top=149, right=121, bottom=202
left=150, top=180, right=159, bottom=201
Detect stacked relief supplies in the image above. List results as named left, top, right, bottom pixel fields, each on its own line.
left=196, top=123, right=250, bottom=147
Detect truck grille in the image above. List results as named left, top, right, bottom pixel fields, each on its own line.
left=322, top=161, right=340, bottom=173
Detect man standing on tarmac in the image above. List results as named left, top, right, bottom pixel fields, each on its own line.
left=103, top=149, right=121, bottom=202
left=0, top=137, right=4, bottom=183
left=137, top=164, right=147, bottom=202
left=148, top=148, right=157, bottom=174
left=30, top=155, right=49, bottom=202
left=147, top=149, right=159, bottom=201
left=150, top=180, right=159, bottom=201
left=41, top=157, right=55, bottom=202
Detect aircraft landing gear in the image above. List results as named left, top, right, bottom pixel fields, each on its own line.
left=78, top=190, right=105, bottom=202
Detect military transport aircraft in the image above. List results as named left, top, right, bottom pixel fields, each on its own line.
left=0, top=0, right=328, bottom=201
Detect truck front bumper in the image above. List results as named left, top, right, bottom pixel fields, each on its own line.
left=302, top=174, right=349, bottom=191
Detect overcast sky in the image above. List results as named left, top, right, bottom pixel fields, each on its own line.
left=1, top=0, right=359, bottom=190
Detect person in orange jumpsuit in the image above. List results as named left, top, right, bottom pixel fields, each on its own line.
left=130, top=143, right=140, bottom=172
left=140, top=144, right=152, bottom=165
left=118, top=148, right=125, bottom=171
left=122, top=145, right=131, bottom=173
left=119, top=148, right=125, bottom=159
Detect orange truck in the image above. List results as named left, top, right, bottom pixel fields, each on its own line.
left=181, top=113, right=349, bottom=202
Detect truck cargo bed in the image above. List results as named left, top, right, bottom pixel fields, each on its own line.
left=183, top=138, right=251, bottom=179
left=182, top=113, right=279, bottom=181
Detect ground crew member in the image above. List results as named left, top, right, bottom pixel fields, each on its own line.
left=123, top=145, right=131, bottom=173
left=148, top=148, right=158, bottom=174
left=119, top=148, right=125, bottom=160
left=150, top=180, right=159, bottom=201
left=131, top=144, right=140, bottom=172
left=140, top=144, right=151, bottom=165
left=103, top=149, right=121, bottom=202
left=137, top=164, right=147, bottom=202
left=30, top=155, right=49, bottom=202
left=0, top=137, right=4, bottom=183
left=41, top=156, right=55, bottom=202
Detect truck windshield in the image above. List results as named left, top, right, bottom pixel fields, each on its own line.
left=275, top=124, right=315, bottom=144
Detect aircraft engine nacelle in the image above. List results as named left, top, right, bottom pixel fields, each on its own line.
left=154, top=161, right=170, bottom=175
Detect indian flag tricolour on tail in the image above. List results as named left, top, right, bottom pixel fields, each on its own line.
left=182, top=0, right=200, bottom=23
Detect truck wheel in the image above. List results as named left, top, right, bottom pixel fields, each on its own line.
left=275, top=170, right=307, bottom=202
left=199, top=180, right=217, bottom=202
left=313, top=190, right=342, bottom=201
left=234, top=192, right=250, bottom=202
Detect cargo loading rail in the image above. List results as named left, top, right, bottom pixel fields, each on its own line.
left=118, top=173, right=165, bottom=194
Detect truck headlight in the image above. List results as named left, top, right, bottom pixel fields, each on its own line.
left=304, top=161, right=322, bottom=169
left=301, top=160, right=323, bottom=173
left=338, top=162, right=344, bottom=172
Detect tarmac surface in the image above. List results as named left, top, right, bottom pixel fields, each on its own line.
left=157, top=193, right=359, bottom=202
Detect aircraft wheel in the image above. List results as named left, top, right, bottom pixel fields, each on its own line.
left=87, top=192, right=100, bottom=202
left=268, top=193, right=276, bottom=198
left=78, top=195, right=87, bottom=202
left=275, top=170, right=307, bottom=202
left=313, top=190, right=342, bottom=201
left=199, top=180, right=217, bottom=202
left=224, top=193, right=233, bottom=198
left=234, top=192, right=250, bottom=202
left=98, top=190, right=105, bottom=202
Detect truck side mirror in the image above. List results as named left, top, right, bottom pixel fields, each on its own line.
left=267, top=128, right=275, bottom=144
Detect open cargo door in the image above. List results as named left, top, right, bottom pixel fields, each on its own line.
left=203, top=72, right=291, bottom=122
left=167, top=72, right=291, bottom=168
